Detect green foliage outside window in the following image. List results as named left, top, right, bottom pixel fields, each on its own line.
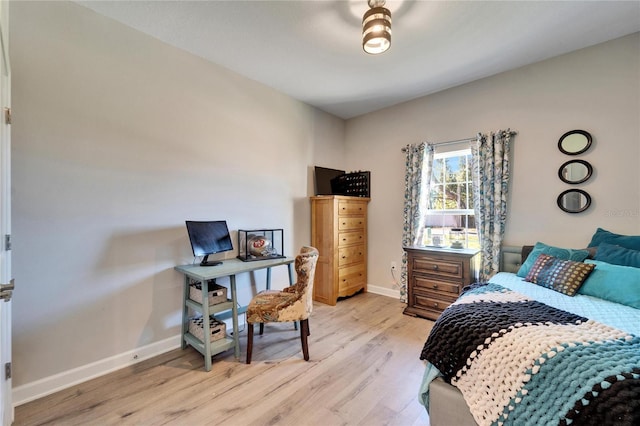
left=425, top=150, right=479, bottom=249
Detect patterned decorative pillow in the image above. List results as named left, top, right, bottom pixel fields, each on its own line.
left=516, top=242, right=590, bottom=278
left=524, top=254, right=595, bottom=296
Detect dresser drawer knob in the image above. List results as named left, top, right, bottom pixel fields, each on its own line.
left=433, top=265, right=439, bottom=270
left=432, top=284, right=438, bottom=289
left=433, top=302, right=439, bottom=308
left=342, top=255, right=346, bottom=259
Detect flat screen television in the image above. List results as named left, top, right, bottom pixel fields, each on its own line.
left=185, top=220, right=234, bottom=266
left=314, top=166, right=345, bottom=195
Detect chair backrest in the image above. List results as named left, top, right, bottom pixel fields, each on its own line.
left=293, top=246, right=319, bottom=316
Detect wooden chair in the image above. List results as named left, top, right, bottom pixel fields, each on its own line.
left=245, top=246, right=319, bottom=364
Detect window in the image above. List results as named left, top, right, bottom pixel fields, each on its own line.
left=425, top=149, right=479, bottom=249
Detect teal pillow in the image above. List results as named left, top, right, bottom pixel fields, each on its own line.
left=595, top=242, right=640, bottom=268
left=579, top=260, right=640, bottom=308
left=587, top=228, right=640, bottom=250
left=516, top=242, right=590, bottom=278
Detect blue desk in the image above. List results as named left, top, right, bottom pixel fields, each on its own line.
left=175, top=257, right=294, bottom=371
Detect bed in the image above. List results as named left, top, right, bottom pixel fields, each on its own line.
left=418, top=237, right=640, bottom=426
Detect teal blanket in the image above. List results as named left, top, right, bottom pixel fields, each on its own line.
left=420, top=283, right=640, bottom=425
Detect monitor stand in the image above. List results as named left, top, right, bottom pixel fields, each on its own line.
left=200, top=255, right=222, bottom=267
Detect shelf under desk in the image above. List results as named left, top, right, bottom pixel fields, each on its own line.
left=175, top=256, right=294, bottom=371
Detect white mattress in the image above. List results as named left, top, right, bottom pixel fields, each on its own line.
left=489, top=271, right=640, bottom=336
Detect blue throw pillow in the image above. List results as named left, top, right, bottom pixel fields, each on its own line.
left=516, top=242, right=590, bottom=278
left=579, top=260, right=640, bottom=309
left=587, top=228, right=640, bottom=250
left=595, top=242, right=640, bottom=268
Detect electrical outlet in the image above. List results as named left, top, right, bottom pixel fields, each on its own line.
left=391, top=261, right=397, bottom=270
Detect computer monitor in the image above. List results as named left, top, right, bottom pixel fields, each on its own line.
left=185, top=220, right=234, bottom=266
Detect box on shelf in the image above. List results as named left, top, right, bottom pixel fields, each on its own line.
left=188, top=316, right=226, bottom=342
left=237, top=229, right=285, bottom=262
left=189, top=280, right=228, bottom=306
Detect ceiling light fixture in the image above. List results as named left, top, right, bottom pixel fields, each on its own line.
left=362, top=0, right=392, bottom=55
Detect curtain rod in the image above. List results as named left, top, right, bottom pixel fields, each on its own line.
left=400, top=131, right=518, bottom=152
left=401, top=137, right=475, bottom=152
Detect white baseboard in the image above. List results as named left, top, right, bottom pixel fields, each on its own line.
left=12, top=335, right=181, bottom=407
left=13, top=289, right=398, bottom=407
left=367, top=284, right=401, bottom=300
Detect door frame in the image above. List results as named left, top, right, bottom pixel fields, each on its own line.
left=0, top=0, right=12, bottom=423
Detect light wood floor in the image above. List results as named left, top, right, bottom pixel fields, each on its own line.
left=14, top=292, right=434, bottom=426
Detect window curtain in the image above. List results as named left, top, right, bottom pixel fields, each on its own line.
left=400, top=143, right=434, bottom=302
left=471, top=129, right=514, bottom=281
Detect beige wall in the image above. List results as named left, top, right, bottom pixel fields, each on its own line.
left=345, top=33, right=640, bottom=293
left=10, top=1, right=344, bottom=396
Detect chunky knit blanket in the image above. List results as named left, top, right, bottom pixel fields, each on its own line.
left=420, top=282, right=640, bottom=426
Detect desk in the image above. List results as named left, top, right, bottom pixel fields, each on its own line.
left=175, top=257, right=294, bottom=371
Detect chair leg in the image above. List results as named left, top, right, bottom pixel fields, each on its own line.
left=307, top=321, right=310, bottom=336
left=246, top=323, right=253, bottom=364
left=259, top=323, right=264, bottom=335
left=300, top=319, right=310, bottom=361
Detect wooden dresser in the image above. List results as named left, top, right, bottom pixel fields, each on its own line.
left=403, top=246, right=480, bottom=320
left=310, top=195, right=370, bottom=306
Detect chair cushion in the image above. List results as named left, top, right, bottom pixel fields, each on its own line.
left=247, top=290, right=305, bottom=323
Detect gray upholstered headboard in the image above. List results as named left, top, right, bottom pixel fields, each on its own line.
left=499, top=245, right=533, bottom=273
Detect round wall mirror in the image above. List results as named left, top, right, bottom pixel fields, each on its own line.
left=557, top=189, right=591, bottom=213
left=558, top=160, right=593, bottom=184
left=558, top=130, right=592, bottom=155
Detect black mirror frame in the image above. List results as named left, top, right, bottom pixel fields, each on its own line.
left=558, top=159, right=593, bottom=184
left=558, top=130, right=592, bottom=155
left=557, top=189, right=592, bottom=213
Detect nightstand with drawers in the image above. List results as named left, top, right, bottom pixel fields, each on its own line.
left=403, top=246, right=480, bottom=320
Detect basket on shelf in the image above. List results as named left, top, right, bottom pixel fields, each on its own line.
left=188, top=316, right=226, bottom=342
left=189, top=281, right=227, bottom=306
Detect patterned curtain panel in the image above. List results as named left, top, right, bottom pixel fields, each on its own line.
left=471, top=129, right=514, bottom=281
left=400, top=143, right=434, bottom=302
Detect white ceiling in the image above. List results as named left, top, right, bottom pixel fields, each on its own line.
left=77, top=1, right=640, bottom=119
